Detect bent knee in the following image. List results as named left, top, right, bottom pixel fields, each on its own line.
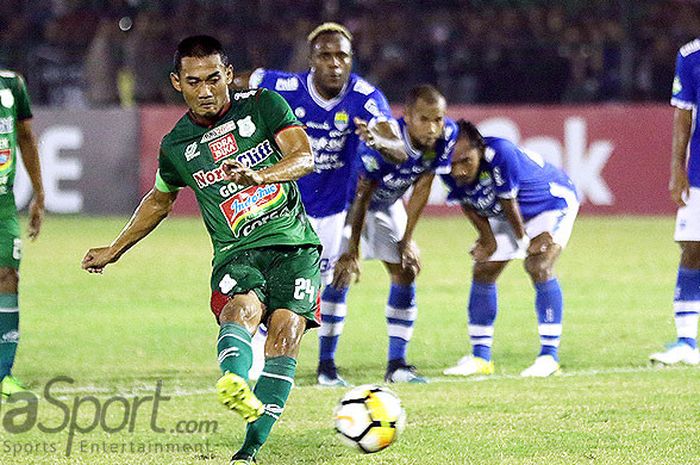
left=473, top=261, right=507, bottom=283
left=219, top=291, right=263, bottom=329
left=524, top=256, right=554, bottom=283
left=0, top=268, right=18, bottom=293
left=680, top=242, right=700, bottom=268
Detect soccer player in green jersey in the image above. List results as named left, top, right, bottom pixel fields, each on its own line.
left=81, top=36, right=321, bottom=465
left=0, top=69, right=45, bottom=398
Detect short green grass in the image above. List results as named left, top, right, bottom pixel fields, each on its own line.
left=2, top=215, right=699, bottom=464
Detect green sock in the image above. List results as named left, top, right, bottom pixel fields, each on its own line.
left=217, top=323, right=253, bottom=379
left=239, top=356, right=297, bottom=458
left=0, top=294, right=19, bottom=379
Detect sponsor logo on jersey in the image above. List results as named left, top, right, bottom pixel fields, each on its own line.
left=0, top=117, right=13, bottom=134
left=219, top=184, right=286, bottom=237
left=193, top=140, right=276, bottom=189
left=294, top=107, right=306, bottom=118
left=234, top=90, right=256, bottom=100
left=353, top=79, right=375, bottom=96
left=364, top=98, right=380, bottom=117
left=0, top=149, right=12, bottom=171
left=673, top=76, right=682, bottom=95
left=0, top=138, right=8, bottom=149
left=236, top=116, right=256, bottom=138
left=362, top=155, right=379, bottom=172
left=209, top=133, right=239, bottom=162
left=0, top=89, right=14, bottom=109
left=201, top=120, right=237, bottom=143
left=275, top=77, right=299, bottom=92
left=334, top=111, right=349, bottom=131
left=184, top=142, right=200, bottom=161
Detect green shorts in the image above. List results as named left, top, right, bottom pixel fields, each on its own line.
left=210, top=245, right=321, bottom=328
left=0, top=215, right=20, bottom=269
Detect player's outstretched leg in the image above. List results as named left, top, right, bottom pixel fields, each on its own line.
left=317, top=284, right=350, bottom=386
left=231, top=309, right=304, bottom=464
left=216, top=293, right=265, bottom=423
left=650, top=244, right=700, bottom=365
left=382, top=268, right=426, bottom=383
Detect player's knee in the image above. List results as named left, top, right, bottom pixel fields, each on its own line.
left=472, top=262, right=505, bottom=283
left=393, top=268, right=417, bottom=285
left=680, top=242, right=700, bottom=268
left=524, top=256, right=553, bottom=283
left=0, top=268, right=19, bottom=293
left=265, top=310, right=305, bottom=358
left=219, top=292, right=263, bottom=329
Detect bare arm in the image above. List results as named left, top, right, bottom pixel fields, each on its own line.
left=499, top=197, right=526, bottom=240
left=16, top=119, right=44, bottom=240
left=81, top=188, right=177, bottom=273
left=670, top=108, right=693, bottom=207
left=354, top=117, right=407, bottom=164
left=398, top=173, right=434, bottom=274
left=222, top=126, right=313, bottom=185
left=332, top=176, right=378, bottom=288
left=461, top=204, right=497, bottom=262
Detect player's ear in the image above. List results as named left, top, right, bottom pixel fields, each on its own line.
left=170, top=72, right=182, bottom=93
left=224, top=64, right=234, bottom=85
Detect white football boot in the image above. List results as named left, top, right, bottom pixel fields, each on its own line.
left=649, top=342, right=700, bottom=366
left=520, top=355, right=560, bottom=377
left=443, top=355, right=494, bottom=376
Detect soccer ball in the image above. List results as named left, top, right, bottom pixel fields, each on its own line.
left=334, top=384, right=406, bottom=453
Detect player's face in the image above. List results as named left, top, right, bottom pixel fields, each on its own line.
left=450, top=137, right=482, bottom=185
left=170, top=54, right=233, bottom=119
left=405, top=97, right=446, bottom=150
left=310, top=33, right=352, bottom=98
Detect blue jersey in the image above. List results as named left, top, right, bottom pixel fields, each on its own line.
left=441, top=137, right=577, bottom=221
left=359, top=118, right=456, bottom=210
left=671, top=38, right=700, bottom=188
left=250, top=69, right=392, bottom=217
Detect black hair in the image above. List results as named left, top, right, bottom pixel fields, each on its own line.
left=456, top=119, right=485, bottom=150
left=173, top=35, right=229, bottom=74
left=405, top=84, right=444, bottom=108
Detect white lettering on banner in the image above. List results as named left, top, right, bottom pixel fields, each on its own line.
left=14, top=126, right=83, bottom=212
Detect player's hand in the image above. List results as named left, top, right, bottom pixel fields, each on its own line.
left=332, top=253, right=361, bottom=288
left=470, top=238, right=497, bottom=263
left=81, top=247, right=118, bottom=274
left=27, top=192, right=44, bottom=241
left=669, top=168, right=690, bottom=207
left=399, top=239, right=421, bottom=277
left=527, top=232, right=553, bottom=256
left=221, top=160, right=264, bottom=186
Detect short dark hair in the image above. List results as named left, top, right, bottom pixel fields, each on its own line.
left=405, top=84, right=444, bottom=108
left=173, top=35, right=229, bottom=74
left=456, top=119, right=485, bottom=150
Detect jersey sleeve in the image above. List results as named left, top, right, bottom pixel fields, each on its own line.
left=671, top=51, right=696, bottom=110
left=434, top=120, right=458, bottom=175
left=155, top=146, right=185, bottom=192
left=358, top=142, right=388, bottom=182
left=489, top=140, right=521, bottom=199
left=257, top=89, right=303, bottom=136
left=359, top=88, right=393, bottom=122
left=12, top=75, right=32, bottom=120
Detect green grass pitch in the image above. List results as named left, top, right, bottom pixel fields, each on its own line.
left=3, top=215, right=699, bottom=464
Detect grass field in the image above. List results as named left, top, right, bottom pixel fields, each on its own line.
left=3, top=215, right=700, bottom=464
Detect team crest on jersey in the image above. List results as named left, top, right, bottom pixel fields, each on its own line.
left=0, top=90, right=14, bottom=109
left=334, top=111, right=349, bottom=131
left=236, top=116, right=256, bottom=138
left=479, top=171, right=492, bottom=186
left=219, top=184, right=286, bottom=237
left=184, top=142, right=200, bottom=161
left=209, top=133, right=239, bottom=162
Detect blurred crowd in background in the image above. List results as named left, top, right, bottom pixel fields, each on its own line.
left=1, top=0, right=699, bottom=107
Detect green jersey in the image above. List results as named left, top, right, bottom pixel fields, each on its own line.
left=0, top=70, right=32, bottom=214
left=156, top=88, right=320, bottom=269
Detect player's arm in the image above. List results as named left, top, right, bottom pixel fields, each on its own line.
left=670, top=107, right=693, bottom=207
left=354, top=117, right=407, bottom=164
left=16, top=119, right=44, bottom=240
left=332, top=176, right=378, bottom=288
left=399, top=173, right=434, bottom=274
left=461, top=204, right=497, bottom=262
left=81, top=188, right=177, bottom=273
left=222, top=126, right=313, bottom=185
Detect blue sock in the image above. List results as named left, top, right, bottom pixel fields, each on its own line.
left=468, top=281, right=497, bottom=361
left=386, top=283, right=417, bottom=362
left=535, top=279, right=563, bottom=361
left=674, top=267, right=700, bottom=349
left=318, top=285, right=349, bottom=364
left=0, top=294, right=19, bottom=379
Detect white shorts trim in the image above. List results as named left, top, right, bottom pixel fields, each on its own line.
left=487, top=184, right=579, bottom=262
left=361, top=201, right=408, bottom=264
left=674, top=187, right=700, bottom=242
left=309, top=211, right=349, bottom=284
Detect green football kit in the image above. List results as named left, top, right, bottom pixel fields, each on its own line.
left=154, top=88, right=321, bottom=326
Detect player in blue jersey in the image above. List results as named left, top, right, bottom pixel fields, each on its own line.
left=237, top=23, right=405, bottom=386
left=333, top=85, right=454, bottom=383
left=650, top=39, right=700, bottom=366
left=442, top=120, right=579, bottom=378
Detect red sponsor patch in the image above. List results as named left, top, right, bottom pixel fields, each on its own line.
left=208, top=133, right=238, bottom=162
